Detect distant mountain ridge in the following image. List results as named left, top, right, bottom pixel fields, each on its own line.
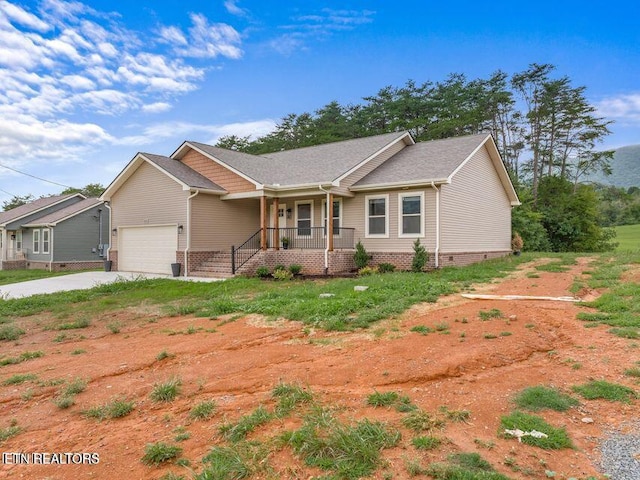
left=586, top=144, right=640, bottom=189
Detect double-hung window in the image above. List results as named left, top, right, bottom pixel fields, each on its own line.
left=33, top=229, right=40, bottom=254
left=42, top=228, right=50, bottom=254
left=399, top=192, right=424, bottom=238
left=295, top=201, right=313, bottom=237
left=322, top=199, right=341, bottom=235
left=365, top=194, right=388, bottom=238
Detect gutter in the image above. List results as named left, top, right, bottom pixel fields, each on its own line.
left=431, top=182, right=440, bottom=269
left=184, top=190, right=200, bottom=277
left=318, top=185, right=331, bottom=275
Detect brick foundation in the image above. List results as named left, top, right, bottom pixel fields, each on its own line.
left=1, top=260, right=27, bottom=270
left=238, top=249, right=356, bottom=276
left=25, top=260, right=105, bottom=271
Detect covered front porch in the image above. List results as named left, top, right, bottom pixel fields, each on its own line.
left=230, top=193, right=355, bottom=275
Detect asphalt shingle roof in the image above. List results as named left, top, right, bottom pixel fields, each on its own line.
left=0, top=194, right=81, bottom=226
left=22, top=198, right=103, bottom=226
left=354, top=133, right=490, bottom=187
left=142, top=153, right=225, bottom=191
left=188, top=131, right=410, bottom=186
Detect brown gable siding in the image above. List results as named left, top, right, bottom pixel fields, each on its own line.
left=180, top=149, right=256, bottom=194
left=111, top=162, right=188, bottom=251
left=439, top=145, right=511, bottom=252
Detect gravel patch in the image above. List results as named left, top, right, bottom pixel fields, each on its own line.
left=599, top=423, right=640, bottom=479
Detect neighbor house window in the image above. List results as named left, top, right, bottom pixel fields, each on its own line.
left=16, top=230, right=22, bottom=251
left=399, top=192, right=424, bottom=237
left=295, top=201, right=313, bottom=236
left=322, top=199, right=342, bottom=234
left=33, top=229, right=40, bottom=254
left=365, top=194, right=388, bottom=238
left=42, top=229, right=50, bottom=254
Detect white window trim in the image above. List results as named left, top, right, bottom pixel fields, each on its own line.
left=42, top=228, right=50, bottom=254
left=294, top=200, right=314, bottom=238
left=33, top=229, right=40, bottom=254
left=322, top=198, right=342, bottom=236
left=365, top=194, right=389, bottom=238
left=398, top=191, right=425, bottom=238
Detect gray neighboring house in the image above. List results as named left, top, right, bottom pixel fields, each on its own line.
left=102, top=131, right=520, bottom=277
left=0, top=194, right=110, bottom=271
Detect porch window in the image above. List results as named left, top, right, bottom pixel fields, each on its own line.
left=399, top=192, right=424, bottom=237
left=322, top=199, right=341, bottom=234
left=43, top=228, right=50, bottom=254
left=16, top=230, right=22, bottom=251
left=33, top=229, right=40, bottom=254
left=295, top=201, right=313, bottom=236
left=365, top=194, right=388, bottom=238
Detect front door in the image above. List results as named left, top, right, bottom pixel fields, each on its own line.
left=269, top=203, right=287, bottom=247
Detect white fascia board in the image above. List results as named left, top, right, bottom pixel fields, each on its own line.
left=349, top=178, right=450, bottom=192
left=333, top=132, right=414, bottom=184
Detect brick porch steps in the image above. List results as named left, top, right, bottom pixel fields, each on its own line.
left=190, top=252, right=234, bottom=278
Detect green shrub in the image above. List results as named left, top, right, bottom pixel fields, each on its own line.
left=272, top=269, right=293, bottom=281
left=141, top=442, right=182, bottom=465
left=411, top=239, right=428, bottom=272
left=288, top=264, right=302, bottom=275
left=273, top=264, right=286, bottom=272
left=255, top=266, right=270, bottom=278
left=514, top=386, right=579, bottom=412
left=410, top=325, right=432, bottom=335
left=377, top=262, right=395, bottom=273
left=2, top=373, right=37, bottom=385
left=358, top=266, right=378, bottom=276
left=354, top=241, right=369, bottom=269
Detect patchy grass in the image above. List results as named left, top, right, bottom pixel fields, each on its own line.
left=402, top=409, right=445, bottom=433
left=272, top=382, right=313, bottom=417
left=410, top=325, right=432, bottom=335
left=2, top=373, right=37, bottom=385
left=572, top=380, right=637, bottom=403
left=614, top=224, right=640, bottom=251
left=427, top=452, right=510, bottom=480
left=0, top=255, right=532, bottom=331
left=514, top=386, right=579, bottom=412
left=500, top=411, right=573, bottom=449
left=189, top=400, right=217, bottom=421
left=219, top=405, right=273, bottom=442
left=197, top=443, right=261, bottom=480
left=83, top=397, right=135, bottom=420
left=141, top=442, right=182, bottom=466
left=0, top=324, right=25, bottom=341
left=150, top=377, right=181, bottom=403
left=0, top=269, right=81, bottom=286
left=412, top=435, right=442, bottom=450
left=479, top=308, right=503, bottom=321
left=0, top=350, right=44, bottom=367
left=0, top=422, right=21, bottom=444
left=367, top=391, right=399, bottom=408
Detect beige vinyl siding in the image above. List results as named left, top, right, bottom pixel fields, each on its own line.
left=342, top=188, right=437, bottom=252
left=333, top=139, right=408, bottom=194
left=190, top=196, right=261, bottom=250
left=439, top=145, right=511, bottom=252
left=181, top=150, right=256, bottom=194
left=111, top=162, right=189, bottom=251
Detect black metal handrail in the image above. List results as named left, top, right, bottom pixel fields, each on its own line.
left=267, top=227, right=355, bottom=250
left=232, top=227, right=355, bottom=274
left=231, top=229, right=262, bottom=274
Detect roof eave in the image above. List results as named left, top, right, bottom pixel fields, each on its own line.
left=349, top=178, right=451, bottom=192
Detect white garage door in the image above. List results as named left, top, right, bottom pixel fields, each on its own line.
left=119, top=225, right=178, bottom=275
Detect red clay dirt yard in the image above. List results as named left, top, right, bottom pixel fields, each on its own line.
left=1, top=257, right=638, bottom=479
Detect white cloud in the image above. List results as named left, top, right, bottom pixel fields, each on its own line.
left=59, top=74, right=96, bottom=90
left=142, top=102, right=172, bottom=114
left=158, top=25, right=187, bottom=46
left=596, top=93, right=640, bottom=123
left=224, top=0, right=248, bottom=17
left=174, top=13, right=243, bottom=59
left=0, top=0, right=50, bottom=31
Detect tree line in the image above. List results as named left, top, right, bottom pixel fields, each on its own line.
left=217, top=63, right=617, bottom=252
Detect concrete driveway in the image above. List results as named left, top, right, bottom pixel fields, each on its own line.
left=0, top=271, right=222, bottom=300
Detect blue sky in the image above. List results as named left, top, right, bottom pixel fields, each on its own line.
left=1, top=0, right=639, bottom=202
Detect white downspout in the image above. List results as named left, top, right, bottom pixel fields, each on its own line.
left=318, top=185, right=331, bottom=274
left=104, top=202, right=112, bottom=262
left=185, top=190, right=200, bottom=277
left=431, top=182, right=440, bottom=269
